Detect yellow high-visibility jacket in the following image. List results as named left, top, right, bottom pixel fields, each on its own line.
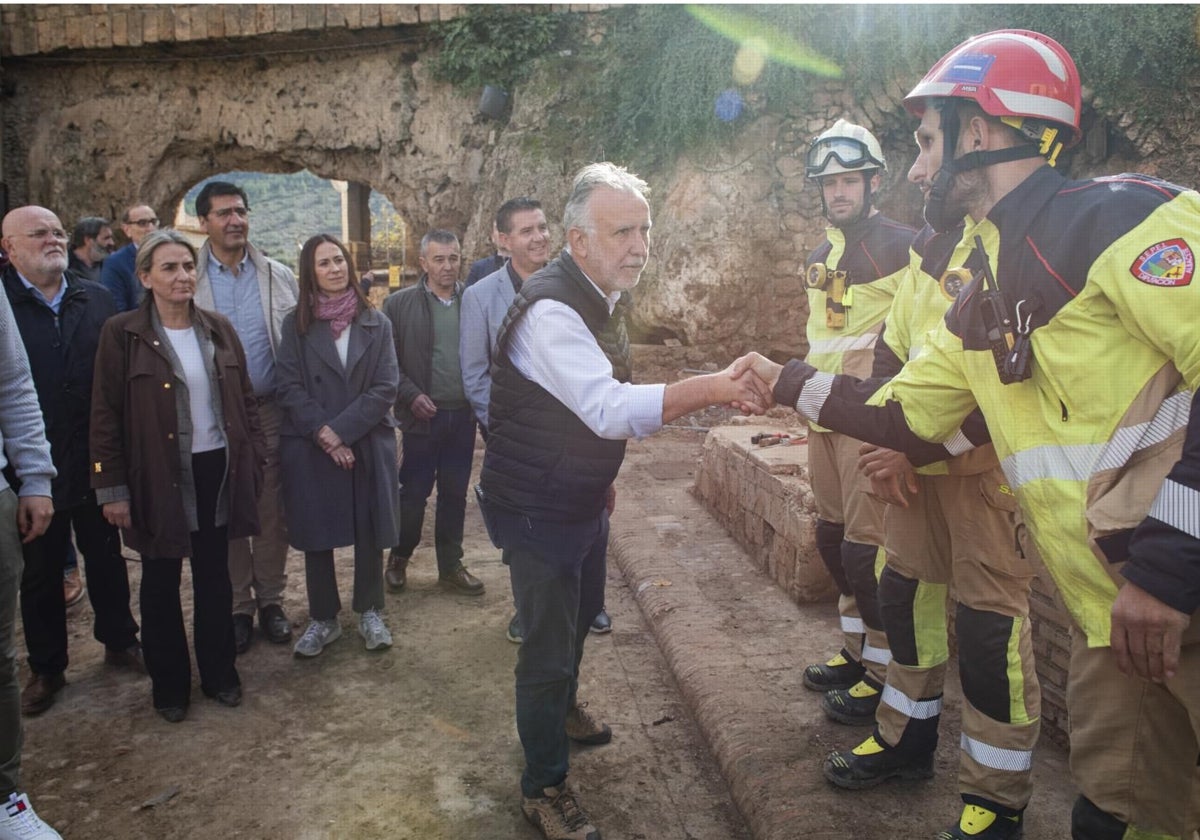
left=780, top=166, right=1200, bottom=646
left=804, top=213, right=913, bottom=432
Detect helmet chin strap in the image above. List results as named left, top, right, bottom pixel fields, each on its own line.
left=924, top=101, right=1045, bottom=233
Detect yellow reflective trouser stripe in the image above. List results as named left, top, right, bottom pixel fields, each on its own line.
left=808, top=334, right=880, bottom=355
left=1149, top=478, right=1200, bottom=539
left=913, top=580, right=949, bottom=667
left=960, top=733, right=1033, bottom=772
left=796, top=371, right=835, bottom=423
left=881, top=684, right=941, bottom=719
left=1123, top=825, right=1181, bottom=840
left=1006, top=615, right=1033, bottom=726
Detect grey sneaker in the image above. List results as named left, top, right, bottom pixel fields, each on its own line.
left=521, top=782, right=601, bottom=840
left=359, top=609, right=393, bottom=651
left=293, top=619, right=342, bottom=658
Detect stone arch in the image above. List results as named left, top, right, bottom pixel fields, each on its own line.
left=8, top=35, right=491, bottom=256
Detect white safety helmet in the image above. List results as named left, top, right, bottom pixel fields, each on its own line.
left=805, top=119, right=887, bottom=179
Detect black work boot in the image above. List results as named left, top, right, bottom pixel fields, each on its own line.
left=803, top=649, right=866, bottom=692
left=823, top=734, right=934, bottom=790
left=935, top=805, right=1023, bottom=840
left=820, top=677, right=882, bottom=725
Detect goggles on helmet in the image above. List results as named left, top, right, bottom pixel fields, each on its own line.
left=805, top=136, right=885, bottom=177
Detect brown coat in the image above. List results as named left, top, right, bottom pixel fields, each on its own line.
left=90, top=300, right=265, bottom=558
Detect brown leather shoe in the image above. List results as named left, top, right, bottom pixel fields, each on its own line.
left=63, top=566, right=85, bottom=608
left=438, top=565, right=484, bottom=596
left=21, top=672, right=66, bottom=717
left=385, top=550, right=408, bottom=591
left=565, top=701, right=612, bottom=745
left=104, top=643, right=147, bottom=674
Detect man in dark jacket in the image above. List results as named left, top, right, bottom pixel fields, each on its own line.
left=66, top=216, right=114, bottom=284
left=382, top=230, right=484, bottom=596
left=0, top=205, right=143, bottom=718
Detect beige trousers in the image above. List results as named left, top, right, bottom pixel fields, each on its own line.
left=809, top=430, right=889, bottom=683
left=878, top=468, right=1039, bottom=812
left=229, top=399, right=289, bottom=616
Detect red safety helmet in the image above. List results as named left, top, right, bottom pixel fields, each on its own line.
left=904, top=29, right=1082, bottom=153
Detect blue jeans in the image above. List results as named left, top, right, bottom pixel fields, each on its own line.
left=395, top=407, right=475, bottom=576
left=494, top=508, right=607, bottom=797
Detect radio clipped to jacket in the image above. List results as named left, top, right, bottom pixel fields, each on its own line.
left=806, top=263, right=850, bottom=329
left=956, top=236, right=1033, bottom=385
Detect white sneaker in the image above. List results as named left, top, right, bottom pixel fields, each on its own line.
left=0, top=792, right=62, bottom=840
left=293, top=619, right=342, bottom=657
left=359, top=609, right=393, bottom=651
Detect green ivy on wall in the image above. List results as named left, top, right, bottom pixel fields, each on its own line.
left=432, top=5, right=1200, bottom=166
left=431, top=7, right=569, bottom=94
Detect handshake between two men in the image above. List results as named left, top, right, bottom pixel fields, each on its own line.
left=722, top=352, right=918, bottom=509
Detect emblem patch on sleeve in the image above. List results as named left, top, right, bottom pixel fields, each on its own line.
left=1130, top=239, right=1194, bottom=287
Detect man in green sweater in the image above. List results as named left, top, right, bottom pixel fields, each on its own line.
left=382, top=230, right=485, bottom=597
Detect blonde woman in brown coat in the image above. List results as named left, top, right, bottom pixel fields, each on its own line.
left=91, top=229, right=264, bottom=723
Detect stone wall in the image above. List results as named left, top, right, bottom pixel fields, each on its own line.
left=695, top=423, right=1073, bottom=746
left=0, top=5, right=612, bottom=56
left=2, top=5, right=1199, bottom=362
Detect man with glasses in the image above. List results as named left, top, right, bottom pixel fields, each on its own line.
left=1, top=206, right=144, bottom=719
left=799, top=120, right=915, bottom=730
left=100, top=204, right=160, bottom=312
left=192, top=181, right=299, bottom=655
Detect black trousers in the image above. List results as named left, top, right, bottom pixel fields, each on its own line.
left=139, top=449, right=239, bottom=710
left=20, top=495, right=139, bottom=676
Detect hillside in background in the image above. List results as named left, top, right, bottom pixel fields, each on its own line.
left=183, top=170, right=403, bottom=272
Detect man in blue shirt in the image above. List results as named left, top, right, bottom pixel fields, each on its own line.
left=192, top=181, right=299, bottom=655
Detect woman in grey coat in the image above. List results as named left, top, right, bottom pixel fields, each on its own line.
left=275, top=234, right=400, bottom=657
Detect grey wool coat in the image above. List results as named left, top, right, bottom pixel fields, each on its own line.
left=275, top=306, right=400, bottom=552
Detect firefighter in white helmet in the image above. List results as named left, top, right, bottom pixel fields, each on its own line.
left=798, top=119, right=916, bottom=730
left=740, top=29, right=1200, bottom=840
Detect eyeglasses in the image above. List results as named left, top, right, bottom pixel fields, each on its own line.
left=21, top=229, right=68, bottom=241
left=805, top=136, right=884, bottom=177
left=208, top=207, right=250, bottom=220
left=128, top=218, right=160, bottom=228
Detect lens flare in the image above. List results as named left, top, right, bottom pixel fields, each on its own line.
left=715, top=89, right=744, bottom=122
left=733, top=38, right=768, bottom=85
left=687, top=5, right=842, bottom=79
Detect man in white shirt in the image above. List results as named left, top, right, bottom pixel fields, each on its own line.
left=478, top=162, right=770, bottom=840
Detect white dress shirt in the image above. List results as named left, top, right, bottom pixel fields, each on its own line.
left=507, top=273, right=664, bottom=441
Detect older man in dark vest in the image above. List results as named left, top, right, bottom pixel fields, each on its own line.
left=479, top=162, right=770, bottom=840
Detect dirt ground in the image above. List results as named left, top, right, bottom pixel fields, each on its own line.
left=15, top=431, right=750, bottom=840
left=14, top=353, right=1091, bottom=840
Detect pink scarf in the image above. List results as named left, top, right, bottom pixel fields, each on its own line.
left=313, top=287, right=358, bottom=340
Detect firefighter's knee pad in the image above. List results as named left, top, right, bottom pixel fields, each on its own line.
left=878, top=566, right=948, bottom=667
left=1070, top=795, right=1127, bottom=840
left=816, top=519, right=849, bottom=593
left=842, top=540, right=883, bottom=630
left=956, top=603, right=1028, bottom=724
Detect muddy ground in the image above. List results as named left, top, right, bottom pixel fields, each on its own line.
left=17, top=442, right=749, bottom=839
left=15, top=351, right=1091, bottom=840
